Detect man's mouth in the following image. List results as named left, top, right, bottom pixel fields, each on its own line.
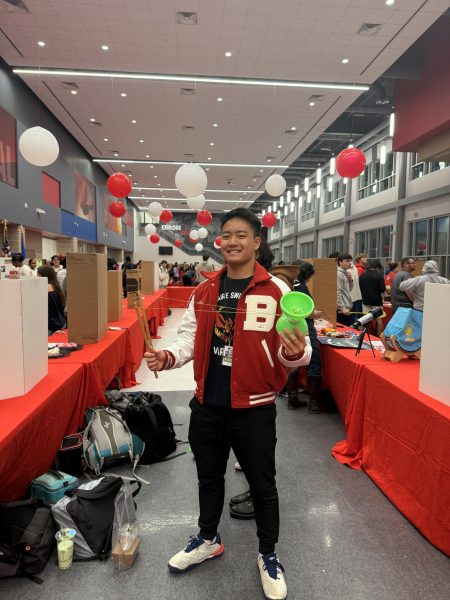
left=225, top=249, right=241, bottom=255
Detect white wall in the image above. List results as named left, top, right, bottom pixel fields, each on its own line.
left=42, top=237, right=57, bottom=259
left=405, top=164, right=450, bottom=198
left=319, top=204, right=345, bottom=226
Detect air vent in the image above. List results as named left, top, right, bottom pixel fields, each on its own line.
left=89, top=120, right=102, bottom=127
left=176, top=11, right=198, bottom=25
left=61, top=82, right=79, bottom=91
left=0, top=0, right=29, bottom=14
left=181, top=88, right=196, bottom=95
left=309, top=94, right=324, bottom=101
left=183, top=125, right=195, bottom=130
left=357, top=23, right=382, bottom=36
left=184, top=153, right=194, bottom=158
left=284, top=129, right=297, bottom=135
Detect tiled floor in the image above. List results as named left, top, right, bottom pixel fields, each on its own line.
left=3, top=310, right=449, bottom=599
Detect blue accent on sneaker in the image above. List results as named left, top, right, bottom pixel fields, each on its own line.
left=261, top=552, right=285, bottom=580
left=185, top=533, right=220, bottom=552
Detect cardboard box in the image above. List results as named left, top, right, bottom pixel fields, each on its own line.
left=419, top=283, right=450, bottom=406
left=0, top=278, right=48, bottom=400
left=107, top=270, right=122, bottom=322
left=140, top=261, right=158, bottom=295
left=66, top=253, right=107, bottom=345
left=412, top=259, right=439, bottom=278
left=126, top=269, right=141, bottom=308
left=305, top=258, right=338, bottom=324
left=112, top=536, right=140, bottom=570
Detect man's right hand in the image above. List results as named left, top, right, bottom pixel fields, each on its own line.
left=341, top=308, right=351, bottom=316
left=144, top=350, right=167, bottom=372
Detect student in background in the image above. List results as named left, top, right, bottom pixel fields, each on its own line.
left=196, top=254, right=215, bottom=283
left=51, top=255, right=63, bottom=273
left=37, top=265, right=66, bottom=335
left=336, top=254, right=354, bottom=326
left=28, top=258, right=38, bottom=276
left=359, top=259, right=386, bottom=336
left=121, top=255, right=135, bottom=298
left=11, top=254, right=33, bottom=277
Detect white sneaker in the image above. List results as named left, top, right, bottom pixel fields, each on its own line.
left=168, top=533, right=224, bottom=573
left=235, top=461, right=242, bottom=471
left=258, top=552, right=287, bottom=600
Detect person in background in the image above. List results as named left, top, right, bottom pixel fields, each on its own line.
left=336, top=253, right=354, bottom=326
left=159, top=260, right=170, bottom=288
left=51, top=255, right=63, bottom=273
left=57, top=256, right=67, bottom=300
left=107, top=258, right=118, bottom=270
left=135, top=260, right=142, bottom=270
left=28, top=258, right=38, bottom=276
left=384, top=261, right=399, bottom=296
left=399, top=260, right=449, bottom=311
left=171, top=262, right=180, bottom=282
left=391, top=257, right=416, bottom=313
left=121, top=255, right=135, bottom=298
left=354, top=253, right=368, bottom=276
left=196, top=254, right=215, bottom=283
left=11, top=254, right=33, bottom=277
left=182, top=265, right=196, bottom=286
left=359, top=259, right=386, bottom=336
left=257, top=239, right=275, bottom=270
left=37, top=265, right=66, bottom=335
left=348, top=260, right=363, bottom=319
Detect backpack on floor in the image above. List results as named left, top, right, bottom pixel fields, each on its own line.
left=82, top=407, right=148, bottom=483
left=107, top=391, right=186, bottom=464
left=55, top=433, right=84, bottom=477
left=51, top=476, right=125, bottom=560
left=0, top=498, right=56, bottom=583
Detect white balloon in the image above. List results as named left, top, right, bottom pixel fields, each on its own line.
left=190, top=229, right=199, bottom=240
left=175, top=163, right=208, bottom=197
left=265, top=174, right=286, bottom=197
left=195, top=243, right=204, bottom=252
left=144, top=223, right=156, bottom=235
left=198, top=227, right=208, bottom=239
left=186, top=194, right=206, bottom=210
left=19, top=126, right=59, bottom=167
left=148, top=201, right=163, bottom=217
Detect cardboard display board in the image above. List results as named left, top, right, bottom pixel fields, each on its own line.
left=304, top=258, right=337, bottom=325
left=419, top=283, right=450, bottom=406
left=107, top=270, right=122, bottom=322
left=66, top=253, right=107, bottom=344
left=140, top=261, right=158, bottom=295
left=126, top=269, right=142, bottom=308
left=0, top=278, right=48, bottom=400
left=412, top=259, right=440, bottom=278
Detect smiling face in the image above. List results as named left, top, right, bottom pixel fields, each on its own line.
left=220, top=217, right=261, bottom=268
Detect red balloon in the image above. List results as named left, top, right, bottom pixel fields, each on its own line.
left=214, top=236, right=222, bottom=248
left=107, top=172, right=132, bottom=198
left=174, top=239, right=182, bottom=248
left=149, top=234, right=160, bottom=244
left=261, top=212, right=277, bottom=228
left=188, top=235, right=196, bottom=243
left=336, top=148, right=366, bottom=179
left=197, top=210, right=212, bottom=226
left=109, top=200, right=126, bottom=218
left=160, top=209, right=173, bottom=223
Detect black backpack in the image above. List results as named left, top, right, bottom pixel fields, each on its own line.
left=107, top=391, right=185, bottom=464
left=0, top=498, right=56, bottom=583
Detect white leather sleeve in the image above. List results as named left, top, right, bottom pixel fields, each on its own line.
left=164, top=294, right=197, bottom=368
left=277, top=335, right=313, bottom=368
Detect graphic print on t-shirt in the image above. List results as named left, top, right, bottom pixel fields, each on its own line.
left=213, top=290, right=243, bottom=345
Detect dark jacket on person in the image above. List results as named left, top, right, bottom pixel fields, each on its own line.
left=359, top=269, right=386, bottom=306
left=48, top=291, right=66, bottom=333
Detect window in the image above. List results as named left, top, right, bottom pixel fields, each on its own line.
left=358, top=151, right=396, bottom=199
left=324, top=179, right=346, bottom=213
left=300, top=194, right=315, bottom=222
left=299, top=242, right=313, bottom=258
left=283, top=246, right=294, bottom=262
left=408, top=216, right=450, bottom=257
left=322, top=236, right=343, bottom=258
left=434, top=216, right=449, bottom=255
left=410, top=153, right=449, bottom=180
left=354, top=226, right=393, bottom=258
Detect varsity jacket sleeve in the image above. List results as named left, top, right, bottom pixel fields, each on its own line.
left=162, top=294, right=197, bottom=369
left=277, top=335, right=312, bottom=368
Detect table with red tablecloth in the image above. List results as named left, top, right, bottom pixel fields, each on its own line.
left=0, top=364, right=85, bottom=501
left=165, top=285, right=194, bottom=309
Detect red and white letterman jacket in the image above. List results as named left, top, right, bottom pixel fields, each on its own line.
left=162, top=262, right=312, bottom=409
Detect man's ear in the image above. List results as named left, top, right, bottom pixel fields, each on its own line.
left=254, top=236, right=262, bottom=251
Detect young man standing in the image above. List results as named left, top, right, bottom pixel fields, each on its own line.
left=391, top=257, right=416, bottom=313
left=336, top=253, right=354, bottom=326
left=145, top=208, right=311, bottom=600
left=354, top=253, right=368, bottom=276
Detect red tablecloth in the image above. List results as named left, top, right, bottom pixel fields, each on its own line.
left=361, top=362, right=450, bottom=556
left=0, top=364, right=85, bottom=501
left=166, top=285, right=194, bottom=309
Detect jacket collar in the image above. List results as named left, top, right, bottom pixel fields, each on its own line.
left=203, top=261, right=272, bottom=285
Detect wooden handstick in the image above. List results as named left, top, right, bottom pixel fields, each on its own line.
left=134, top=299, right=158, bottom=379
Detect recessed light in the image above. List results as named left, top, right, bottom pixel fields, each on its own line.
left=90, top=118, right=96, bottom=122
left=225, top=51, right=232, bottom=57
left=121, top=164, right=125, bottom=167
left=131, top=119, right=137, bottom=124
left=157, top=183, right=160, bottom=186
left=277, top=145, right=282, bottom=149
left=37, top=41, right=46, bottom=47
left=113, top=152, right=119, bottom=157
left=290, top=126, right=296, bottom=131
left=139, top=139, right=144, bottom=143
left=70, top=90, right=78, bottom=95
left=205, top=167, right=210, bottom=171
left=309, top=101, right=315, bottom=106
left=213, top=123, right=218, bottom=127
left=104, top=138, right=109, bottom=142
left=260, top=169, right=264, bottom=173
left=150, top=165, right=154, bottom=168
left=385, top=0, right=394, bottom=5
left=134, top=181, right=138, bottom=185
left=209, top=142, right=214, bottom=146
left=341, top=58, right=349, bottom=64
left=145, top=154, right=150, bottom=158
left=101, top=45, right=109, bottom=51
left=217, top=97, right=223, bottom=102
left=121, top=92, right=127, bottom=97
left=154, top=175, right=158, bottom=178
left=207, top=157, right=212, bottom=161
left=267, top=159, right=272, bottom=163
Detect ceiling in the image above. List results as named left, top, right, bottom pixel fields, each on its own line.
left=0, top=0, right=448, bottom=213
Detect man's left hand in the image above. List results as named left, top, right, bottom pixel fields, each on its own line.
left=279, top=327, right=307, bottom=358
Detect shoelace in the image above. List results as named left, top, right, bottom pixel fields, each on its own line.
left=185, top=535, right=204, bottom=552
left=261, top=554, right=285, bottom=580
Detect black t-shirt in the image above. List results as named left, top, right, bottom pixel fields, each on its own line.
left=359, top=270, right=386, bottom=306
left=204, top=274, right=253, bottom=407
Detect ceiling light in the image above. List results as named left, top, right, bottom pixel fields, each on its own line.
left=294, top=184, right=299, bottom=197
left=330, top=156, right=336, bottom=175
left=213, top=123, right=218, bottom=127
left=389, top=113, right=395, bottom=137
left=277, top=145, right=282, bottom=149
left=309, top=101, right=315, bottom=106
left=272, top=202, right=277, bottom=213
left=131, top=119, right=137, bottom=124
left=94, top=158, right=288, bottom=168
left=262, top=209, right=266, bottom=216
left=316, top=168, right=322, bottom=184
left=316, top=186, right=321, bottom=198
left=157, top=183, right=160, bottom=186
left=12, top=67, right=370, bottom=92
left=343, top=177, right=348, bottom=184
left=217, top=97, right=223, bottom=102
left=341, top=58, right=349, bottom=64
left=290, top=202, right=294, bottom=213
left=89, top=118, right=96, bottom=122
left=284, top=205, right=288, bottom=216
left=209, top=142, right=214, bottom=146
left=328, top=177, right=333, bottom=192
left=101, top=45, right=109, bottom=51
left=104, top=138, right=109, bottom=141
left=70, top=90, right=78, bottom=95
left=207, top=157, right=212, bottom=161
left=267, top=159, right=271, bottom=163
left=304, top=177, right=309, bottom=192
left=37, top=41, right=46, bottom=47
left=121, top=92, right=127, bottom=97
left=380, top=145, right=387, bottom=165
left=145, top=154, right=150, bottom=158
left=276, top=211, right=281, bottom=219
left=225, top=51, right=232, bottom=57
left=113, top=152, right=119, bottom=157
left=150, top=165, right=154, bottom=168
left=299, top=196, right=303, bottom=207
left=139, top=139, right=144, bottom=143
left=287, top=190, right=291, bottom=203
left=290, top=126, right=296, bottom=131
left=348, top=143, right=354, bottom=148
left=154, top=175, right=158, bottom=178
left=280, top=196, right=284, bottom=208
left=307, top=191, right=311, bottom=203
left=260, top=169, right=264, bottom=173
left=121, top=164, right=125, bottom=167
left=385, top=0, right=394, bottom=5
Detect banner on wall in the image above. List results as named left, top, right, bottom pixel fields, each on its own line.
left=0, top=106, right=18, bottom=188
left=125, top=204, right=134, bottom=229
left=104, top=192, right=122, bottom=234
left=74, top=170, right=96, bottom=222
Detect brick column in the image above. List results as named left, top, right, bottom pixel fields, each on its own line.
left=56, top=237, right=79, bottom=256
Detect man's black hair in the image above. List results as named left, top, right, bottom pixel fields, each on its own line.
left=328, top=251, right=340, bottom=259
left=337, top=253, right=353, bottom=265
left=220, top=208, right=261, bottom=238
left=400, top=257, right=413, bottom=267
left=202, top=254, right=209, bottom=261
left=296, top=260, right=315, bottom=283
left=125, top=256, right=132, bottom=262
left=12, top=254, right=24, bottom=265
left=257, top=238, right=274, bottom=270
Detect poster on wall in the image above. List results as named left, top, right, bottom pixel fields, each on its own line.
left=104, top=192, right=122, bottom=234
left=0, top=106, right=18, bottom=188
left=125, top=204, right=134, bottom=229
left=74, top=170, right=96, bottom=222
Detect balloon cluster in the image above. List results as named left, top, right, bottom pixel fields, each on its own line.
left=275, top=292, right=315, bottom=336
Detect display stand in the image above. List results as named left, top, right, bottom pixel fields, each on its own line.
left=380, top=332, right=421, bottom=362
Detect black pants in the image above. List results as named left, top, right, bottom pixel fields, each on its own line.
left=188, top=397, right=278, bottom=554
left=307, top=321, right=322, bottom=378
left=336, top=312, right=351, bottom=326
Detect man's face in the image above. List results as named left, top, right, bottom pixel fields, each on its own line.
left=406, top=259, right=416, bottom=272
left=361, top=256, right=368, bottom=267
left=30, top=259, right=36, bottom=269
left=340, top=258, right=352, bottom=270
left=52, top=257, right=60, bottom=268
left=221, top=218, right=261, bottom=267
